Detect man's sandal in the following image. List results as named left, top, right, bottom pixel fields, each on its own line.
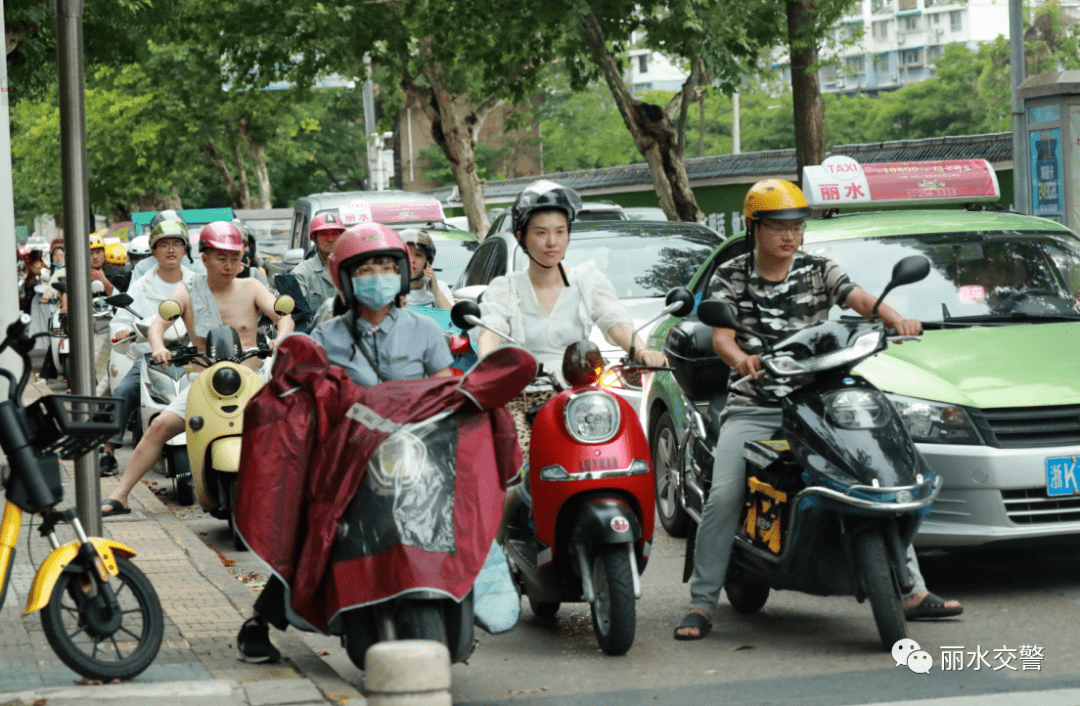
left=673, top=611, right=712, bottom=641
left=101, top=499, right=131, bottom=517
left=905, top=592, right=963, bottom=620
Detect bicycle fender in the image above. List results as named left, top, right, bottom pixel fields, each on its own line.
left=210, top=436, right=243, bottom=472
left=23, top=538, right=135, bottom=615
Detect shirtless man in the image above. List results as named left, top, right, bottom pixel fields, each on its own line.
left=101, top=221, right=294, bottom=516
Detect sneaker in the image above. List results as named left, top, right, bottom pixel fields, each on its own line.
left=237, top=617, right=281, bottom=663
left=99, top=453, right=118, bottom=477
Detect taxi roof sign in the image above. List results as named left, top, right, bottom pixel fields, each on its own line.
left=802, top=156, right=1001, bottom=209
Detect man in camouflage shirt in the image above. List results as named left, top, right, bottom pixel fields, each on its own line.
left=675, top=180, right=960, bottom=641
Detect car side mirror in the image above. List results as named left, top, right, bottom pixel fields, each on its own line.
left=158, top=300, right=182, bottom=322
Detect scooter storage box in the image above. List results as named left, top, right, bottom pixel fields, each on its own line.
left=740, top=440, right=804, bottom=555
left=663, top=321, right=729, bottom=402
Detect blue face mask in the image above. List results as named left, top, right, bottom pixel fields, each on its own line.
left=352, top=273, right=401, bottom=309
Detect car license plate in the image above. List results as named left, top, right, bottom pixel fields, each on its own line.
left=1046, top=456, right=1079, bottom=497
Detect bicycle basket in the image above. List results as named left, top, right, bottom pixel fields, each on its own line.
left=27, top=395, right=123, bottom=459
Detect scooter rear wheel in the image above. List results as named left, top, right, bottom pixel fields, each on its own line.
left=854, top=530, right=907, bottom=650
left=528, top=597, right=560, bottom=618
left=41, top=557, right=164, bottom=681
left=590, top=546, right=636, bottom=656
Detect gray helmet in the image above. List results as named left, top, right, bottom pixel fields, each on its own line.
left=511, top=180, right=582, bottom=235
left=150, top=209, right=186, bottom=229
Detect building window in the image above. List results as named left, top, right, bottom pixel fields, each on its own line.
left=898, top=0, right=917, bottom=10
left=638, top=54, right=648, bottom=74
left=873, top=19, right=889, bottom=38
left=901, top=15, right=919, bottom=30
left=901, top=48, right=922, bottom=65
left=925, top=0, right=936, bottom=6
left=846, top=1, right=863, bottom=16
left=871, top=0, right=891, bottom=13
left=926, top=45, right=944, bottom=63
left=950, top=10, right=962, bottom=31
left=820, top=65, right=838, bottom=84
left=847, top=56, right=866, bottom=73
left=931, top=12, right=940, bottom=24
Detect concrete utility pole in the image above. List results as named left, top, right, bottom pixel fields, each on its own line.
left=0, top=4, right=23, bottom=387
left=1010, top=0, right=1031, bottom=215
left=56, top=0, right=102, bottom=536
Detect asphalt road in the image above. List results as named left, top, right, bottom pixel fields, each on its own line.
left=103, top=436, right=1080, bottom=706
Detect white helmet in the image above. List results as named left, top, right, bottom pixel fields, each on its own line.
left=128, top=235, right=151, bottom=258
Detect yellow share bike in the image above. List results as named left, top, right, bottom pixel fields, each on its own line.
left=0, top=314, right=163, bottom=680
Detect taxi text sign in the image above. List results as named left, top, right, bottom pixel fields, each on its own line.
left=803, top=157, right=1001, bottom=208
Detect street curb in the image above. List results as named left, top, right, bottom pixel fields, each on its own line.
left=126, top=476, right=366, bottom=706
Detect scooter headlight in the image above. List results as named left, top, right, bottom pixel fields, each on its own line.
left=563, top=390, right=620, bottom=444
left=147, top=368, right=176, bottom=405
left=368, top=430, right=427, bottom=489
left=211, top=367, right=243, bottom=397
left=823, top=389, right=888, bottom=429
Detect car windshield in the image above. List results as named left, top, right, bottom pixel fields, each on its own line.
left=515, top=225, right=722, bottom=298
left=426, top=231, right=480, bottom=287
left=243, top=219, right=293, bottom=261
left=804, top=231, right=1080, bottom=323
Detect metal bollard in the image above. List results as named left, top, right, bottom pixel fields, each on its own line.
left=365, top=640, right=452, bottom=706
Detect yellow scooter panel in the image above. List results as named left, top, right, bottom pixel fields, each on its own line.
left=211, top=436, right=243, bottom=472
left=187, top=361, right=264, bottom=511
left=23, top=538, right=136, bottom=615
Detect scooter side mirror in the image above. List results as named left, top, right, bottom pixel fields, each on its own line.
left=451, top=300, right=481, bottom=331
left=51, top=279, right=67, bottom=295
left=273, top=295, right=295, bottom=316
left=159, top=300, right=182, bottom=322
left=665, top=287, right=696, bottom=318
left=105, top=293, right=134, bottom=309
left=91, top=280, right=105, bottom=294
left=698, top=300, right=742, bottom=331
left=872, top=255, right=931, bottom=319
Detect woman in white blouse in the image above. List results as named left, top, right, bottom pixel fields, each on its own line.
left=474, top=180, right=667, bottom=372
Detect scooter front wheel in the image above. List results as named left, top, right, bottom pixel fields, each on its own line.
left=854, top=531, right=907, bottom=650
left=590, top=546, right=636, bottom=656
left=41, top=557, right=164, bottom=680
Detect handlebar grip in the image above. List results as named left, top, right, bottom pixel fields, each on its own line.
left=887, top=335, right=922, bottom=343
left=733, top=374, right=753, bottom=387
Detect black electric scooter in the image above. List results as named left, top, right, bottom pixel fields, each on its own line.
left=665, top=255, right=942, bottom=649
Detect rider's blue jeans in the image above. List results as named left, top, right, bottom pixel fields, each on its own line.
left=106, top=364, right=141, bottom=447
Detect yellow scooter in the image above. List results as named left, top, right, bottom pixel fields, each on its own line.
left=158, top=297, right=293, bottom=550
left=0, top=314, right=163, bottom=680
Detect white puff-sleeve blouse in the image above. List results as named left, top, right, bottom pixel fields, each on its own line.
left=471, top=260, right=631, bottom=373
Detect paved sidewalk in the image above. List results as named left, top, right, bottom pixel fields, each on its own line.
left=0, top=378, right=366, bottom=705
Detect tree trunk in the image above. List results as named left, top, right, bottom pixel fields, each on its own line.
left=200, top=140, right=244, bottom=206
left=787, top=0, right=826, bottom=183
left=238, top=120, right=273, bottom=208
left=579, top=13, right=704, bottom=223
left=401, top=48, right=493, bottom=239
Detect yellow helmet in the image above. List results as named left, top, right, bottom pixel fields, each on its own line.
left=105, top=242, right=128, bottom=266
left=743, top=179, right=812, bottom=222
left=89, top=233, right=106, bottom=250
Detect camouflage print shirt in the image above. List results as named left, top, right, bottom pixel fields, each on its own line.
left=707, top=251, right=858, bottom=407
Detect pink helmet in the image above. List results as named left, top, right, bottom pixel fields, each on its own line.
left=328, top=222, right=411, bottom=305
left=310, top=211, right=346, bottom=240
left=198, top=221, right=245, bottom=253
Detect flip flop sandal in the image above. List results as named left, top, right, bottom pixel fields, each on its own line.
left=905, top=592, right=963, bottom=620
left=673, top=611, right=712, bottom=641
left=101, top=499, right=131, bottom=517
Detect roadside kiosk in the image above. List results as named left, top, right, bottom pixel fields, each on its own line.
left=1018, top=71, right=1080, bottom=232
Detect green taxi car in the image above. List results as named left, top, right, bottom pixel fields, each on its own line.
left=644, top=207, right=1080, bottom=549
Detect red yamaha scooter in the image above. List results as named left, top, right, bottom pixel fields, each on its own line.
left=452, top=290, right=694, bottom=655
